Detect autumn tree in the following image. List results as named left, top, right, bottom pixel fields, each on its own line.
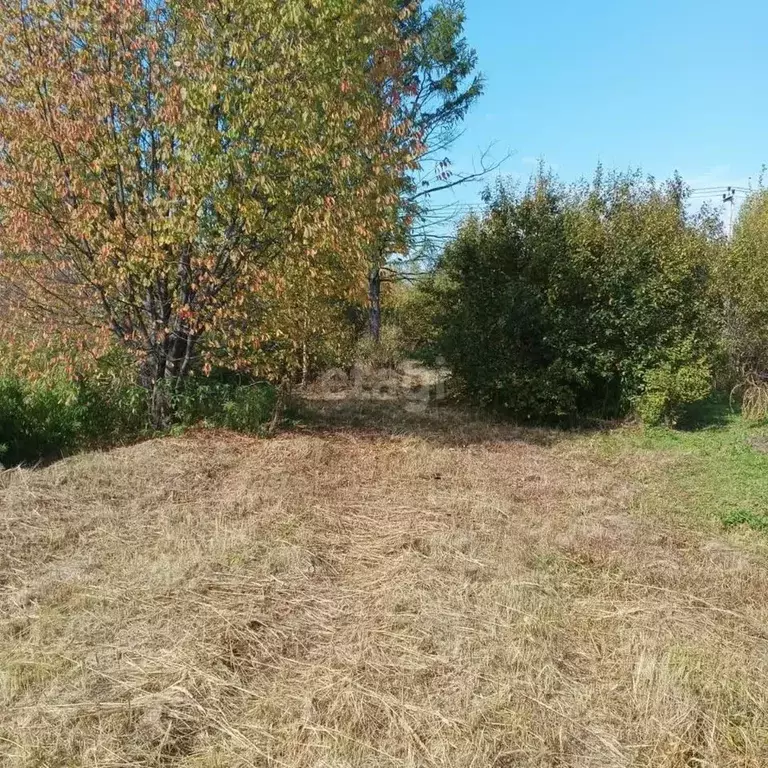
left=236, top=247, right=364, bottom=389
left=0, top=0, right=419, bottom=424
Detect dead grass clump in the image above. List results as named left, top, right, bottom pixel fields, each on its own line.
left=1, top=406, right=768, bottom=766
left=741, top=374, right=768, bottom=422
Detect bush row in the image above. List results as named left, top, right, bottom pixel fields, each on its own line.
left=0, top=364, right=275, bottom=466
left=419, top=171, right=725, bottom=425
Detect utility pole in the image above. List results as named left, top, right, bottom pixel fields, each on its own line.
left=723, top=186, right=736, bottom=241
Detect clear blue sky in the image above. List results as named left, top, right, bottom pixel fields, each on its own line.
left=444, top=0, right=766, bottom=213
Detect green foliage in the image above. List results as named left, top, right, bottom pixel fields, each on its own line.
left=432, top=169, right=719, bottom=423
left=355, top=326, right=406, bottom=370
left=634, top=343, right=713, bottom=426
left=717, top=190, right=768, bottom=403
left=76, top=349, right=151, bottom=442
left=0, top=377, right=81, bottom=465
left=722, top=508, right=768, bottom=533
left=170, top=375, right=276, bottom=434
left=388, top=280, right=443, bottom=363
left=0, top=370, right=148, bottom=466
left=0, top=349, right=277, bottom=464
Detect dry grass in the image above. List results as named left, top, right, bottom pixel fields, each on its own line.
left=2, top=387, right=768, bottom=766
left=741, top=376, right=768, bottom=422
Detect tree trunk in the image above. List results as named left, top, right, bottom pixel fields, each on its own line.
left=166, top=329, right=197, bottom=384
left=368, top=265, right=381, bottom=343
left=139, top=331, right=196, bottom=430
left=301, top=340, right=309, bottom=387
left=140, top=353, right=171, bottom=430
left=150, top=380, right=172, bottom=430
left=267, top=376, right=290, bottom=436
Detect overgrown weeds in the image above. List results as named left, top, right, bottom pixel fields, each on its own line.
left=0, top=363, right=276, bottom=465
left=740, top=374, right=768, bottom=422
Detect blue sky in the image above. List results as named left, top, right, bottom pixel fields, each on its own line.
left=441, top=0, right=766, bottom=215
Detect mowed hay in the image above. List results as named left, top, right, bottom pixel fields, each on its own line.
left=1, top=417, right=768, bottom=767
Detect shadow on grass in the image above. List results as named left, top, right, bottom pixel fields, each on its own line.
left=676, top=393, right=739, bottom=432
left=0, top=429, right=159, bottom=473
left=291, top=396, right=604, bottom=449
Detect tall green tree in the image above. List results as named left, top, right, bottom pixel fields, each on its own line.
left=367, top=0, right=484, bottom=341
left=722, top=189, right=768, bottom=377
left=433, top=169, right=720, bottom=424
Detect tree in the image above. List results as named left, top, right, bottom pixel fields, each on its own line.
left=367, top=0, right=485, bottom=342
left=722, top=190, right=768, bottom=376
left=0, top=0, right=419, bottom=424
left=719, top=188, right=768, bottom=418
left=241, top=249, right=363, bottom=388
left=432, top=169, right=720, bottom=424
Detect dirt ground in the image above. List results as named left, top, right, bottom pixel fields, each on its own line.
left=1, top=380, right=767, bottom=767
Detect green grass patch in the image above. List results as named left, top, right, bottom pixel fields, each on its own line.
left=596, top=403, right=768, bottom=534
left=722, top=508, right=768, bottom=533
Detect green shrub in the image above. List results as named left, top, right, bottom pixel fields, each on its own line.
left=219, top=384, right=277, bottom=432
left=390, top=279, right=443, bottom=364
left=0, top=349, right=276, bottom=464
left=170, top=374, right=276, bottom=433
left=720, top=191, right=768, bottom=380
left=75, top=348, right=151, bottom=442
left=0, top=377, right=81, bottom=464
left=634, top=353, right=712, bottom=427
left=432, top=169, right=719, bottom=424
left=0, top=348, right=151, bottom=464
left=0, top=373, right=276, bottom=465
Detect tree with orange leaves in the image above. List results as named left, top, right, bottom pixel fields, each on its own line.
left=0, top=0, right=421, bottom=424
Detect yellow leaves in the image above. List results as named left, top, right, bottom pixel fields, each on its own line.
left=0, top=0, right=421, bottom=383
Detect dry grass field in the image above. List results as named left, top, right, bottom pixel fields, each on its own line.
left=2, top=383, right=768, bottom=767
